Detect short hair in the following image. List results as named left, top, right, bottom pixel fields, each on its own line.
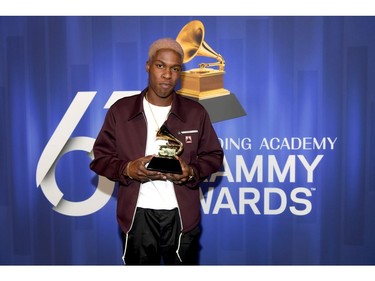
left=148, top=38, right=184, bottom=62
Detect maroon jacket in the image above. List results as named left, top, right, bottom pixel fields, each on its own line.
left=90, top=88, right=224, bottom=234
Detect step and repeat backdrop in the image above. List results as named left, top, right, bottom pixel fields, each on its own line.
left=1, top=16, right=374, bottom=265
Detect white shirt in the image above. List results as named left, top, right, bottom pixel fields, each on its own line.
left=136, top=97, right=178, bottom=210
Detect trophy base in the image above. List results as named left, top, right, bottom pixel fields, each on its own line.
left=184, top=93, right=247, bottom=123
left=177, top=69, right=230, bottom=99
left=146, top=157, right=182, bottom=174
left=177, top=69, right=247, bottom=123
left=177, top=88, right=230, bottom=100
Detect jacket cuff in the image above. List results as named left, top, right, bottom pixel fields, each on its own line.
left=119, top=161, right=132, bottom=185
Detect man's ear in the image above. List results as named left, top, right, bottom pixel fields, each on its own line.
left=146, top=61, right=150, bottom=73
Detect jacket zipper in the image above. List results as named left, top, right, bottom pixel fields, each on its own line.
left=174, top=188, right=184, bottom=263
left=122, top=112, right=147, bottom=265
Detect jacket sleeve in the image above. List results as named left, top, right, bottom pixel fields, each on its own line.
left=89, top=106, right=130, bottom=185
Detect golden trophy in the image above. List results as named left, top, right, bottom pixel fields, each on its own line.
left=176, top=20, right=246, bottom=123
left=146, top=125, right=183, bottom=174
left=176, top=20, right=229, bottom=99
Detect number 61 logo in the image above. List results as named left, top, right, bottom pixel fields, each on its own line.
left=36, top=91, right=139, bottom=216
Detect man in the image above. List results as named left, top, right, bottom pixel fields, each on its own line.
left=90, top=38, right=223, bottom=265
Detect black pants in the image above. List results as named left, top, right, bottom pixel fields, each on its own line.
left=123, top=207, right=201, bottom=265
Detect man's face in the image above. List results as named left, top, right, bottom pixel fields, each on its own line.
left=146, top=48, right=182, bottom=100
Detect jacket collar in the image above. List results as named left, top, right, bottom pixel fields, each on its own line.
left=127, top=89, right=146, bottom=121
left=128, top=87, right=186, bottom=123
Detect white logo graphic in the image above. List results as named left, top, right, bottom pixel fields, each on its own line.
left=36, top=91, right=140, bottom=216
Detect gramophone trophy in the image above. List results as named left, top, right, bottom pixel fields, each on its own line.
left=146, top=125, right=183, bottom=174
left=176, top=20, right=246, bottom=123
left=176, top=20, right=229, bottom=99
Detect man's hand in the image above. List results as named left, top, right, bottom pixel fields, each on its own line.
left=124, top=155, right=195, bottom=184
left=125, top=155, right=164, bottom=182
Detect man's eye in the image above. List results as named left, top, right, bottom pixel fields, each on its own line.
left=156, top=63, right=164, bottom=69
left=172, top=67, right=181, bottom=72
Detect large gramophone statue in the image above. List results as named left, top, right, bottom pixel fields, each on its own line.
left=176, top=20, right=246, bottom=123
left=176, top=20, right=229, bottom=99
left=146, top=125, right=183, bottom=174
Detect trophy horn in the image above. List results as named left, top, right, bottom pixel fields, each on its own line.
left=176, top=20, right=225, bottom=71
left=156, top=125, right=184, bottom=156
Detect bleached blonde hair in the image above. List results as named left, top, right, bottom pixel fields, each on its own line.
left=148, top=38, right=184, bottom=62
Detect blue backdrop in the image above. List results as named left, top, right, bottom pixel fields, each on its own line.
left=1, top=16, right=375, bottom=265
